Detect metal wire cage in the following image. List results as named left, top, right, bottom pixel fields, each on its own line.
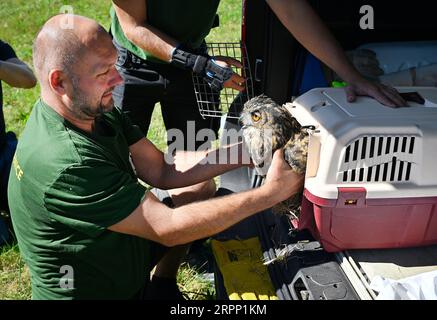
left=192, top=42, right=254, bottom=119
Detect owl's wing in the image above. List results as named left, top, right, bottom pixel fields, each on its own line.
left=243, top=129, right=273, bottom=176
left=284, top=131, right=309, bottom=175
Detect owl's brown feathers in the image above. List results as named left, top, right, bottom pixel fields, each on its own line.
left=283, top=130, right=309, bottom=175
left=240, top=94, right=309, bottom=215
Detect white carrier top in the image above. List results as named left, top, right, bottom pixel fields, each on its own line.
left=285, top=87, right=437, bottom=199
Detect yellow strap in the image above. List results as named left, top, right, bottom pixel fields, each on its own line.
left=211, top=237, right=278, bottom=300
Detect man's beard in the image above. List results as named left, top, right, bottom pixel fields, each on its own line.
left=70, top=78, right=114, bottom=120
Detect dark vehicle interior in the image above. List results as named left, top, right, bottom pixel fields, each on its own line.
left=244, top=0, right=437, bottom=103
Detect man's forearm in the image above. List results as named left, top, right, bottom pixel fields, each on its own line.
left=0, top=60, right=36, bottom=88
left=267, top=0, right=361, bottom=83
left=160, top=143, right=250, bottom=189
left=164, top=184, right=279, bottom=245
left=112, top=0, right=177, bottom=62
left=110, top=149, right=303, bottom=246
left=126, top=24, right=177, bottom=62
left=112, top=181, right=285, bottom=246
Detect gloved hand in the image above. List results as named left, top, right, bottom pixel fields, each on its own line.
left=170, top=47, right=244, bottom=92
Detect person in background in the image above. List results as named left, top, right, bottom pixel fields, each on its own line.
left=0, top=39, right=36, bottom=244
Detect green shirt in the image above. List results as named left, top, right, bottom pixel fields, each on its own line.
left=110, top=0, right=220, bottom=62
left=8, top=100, right=150, bottom=299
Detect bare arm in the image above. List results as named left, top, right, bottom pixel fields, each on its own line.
left=112, top=0, right=245, bottom=90
left=129, top=138, right=250, bottom=190
left=0, top=58, right=37, bottom=88
left=112, top=0, right=177, bottom=62
left=266, top=0, right=357, bottom=83
left=266, top=0, right=405, bottom=107
left=109, top=150, right=304, bottom=246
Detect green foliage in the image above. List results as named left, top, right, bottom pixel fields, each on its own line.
left=207, top=0, right=242, bottom=43
left=177, top=263, right=216, bottom=300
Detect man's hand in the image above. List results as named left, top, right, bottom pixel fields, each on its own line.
left=343, top=49, right=407, bottom=107
left=170, top=48, right=244, bottom=92
left=345, top=78, right=407, bottom=108
left=213, top=56, right=245, bottom=91
left=263, top=149, right=304, bottom=203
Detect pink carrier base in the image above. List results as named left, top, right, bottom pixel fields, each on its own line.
left=298, top=188, right=437, bottom=252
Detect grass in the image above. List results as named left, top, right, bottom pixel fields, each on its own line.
left=0, top=244, right=31, bottom=300
left=0, top=0, right=241, bottom=300
left=177, top=262, right=215, bottom=300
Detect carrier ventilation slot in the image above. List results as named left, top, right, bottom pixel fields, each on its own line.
left=341, top=136, right=416, bottom=183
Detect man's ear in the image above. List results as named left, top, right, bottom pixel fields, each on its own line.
left=48, top=69, right=67, bottom=96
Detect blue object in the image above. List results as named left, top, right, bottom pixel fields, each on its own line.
left=0, top=131, right=17, bottom=209
left=299, top=53, right=329, bottom=95
left=0, top=216, right=9, bottom=245
left=0, top=131, right=16, bottom=246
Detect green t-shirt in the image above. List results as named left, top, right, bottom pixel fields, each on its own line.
left=8, top=100, right=150, bottom=299
left=110, top=0, right=220, bottom=62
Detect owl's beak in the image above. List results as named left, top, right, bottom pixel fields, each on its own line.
left=239, top=117, right=247, bottom=130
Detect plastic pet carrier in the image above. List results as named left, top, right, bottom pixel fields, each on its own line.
left=287, top=87, right=437, bottom=252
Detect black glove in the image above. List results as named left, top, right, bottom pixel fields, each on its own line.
left=170, top=47, right=233, bottom=92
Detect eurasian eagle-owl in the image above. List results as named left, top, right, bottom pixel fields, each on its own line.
left=240, top=94, right=309, bottom=215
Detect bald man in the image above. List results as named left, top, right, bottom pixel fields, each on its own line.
left=7, top=15, right=303, bottom=299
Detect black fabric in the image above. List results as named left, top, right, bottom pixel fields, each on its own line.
left=112, top=39, right=221, bottom=151
left=0, top=132, right=17, bottom=212
left=0, top=40, right=17, bottom=148
left=130, top=241, right=170, bottom=299
left=0, top=40, right=16, bottom=61
left=146, top=275, right=185, bottom=300
left=0, top=40, right=17, bottom=214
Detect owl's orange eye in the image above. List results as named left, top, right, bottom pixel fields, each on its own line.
left=251, top=112, right=261, bottom=122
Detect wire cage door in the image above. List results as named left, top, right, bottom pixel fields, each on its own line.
left=192, top=42, right=254, bottom=119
